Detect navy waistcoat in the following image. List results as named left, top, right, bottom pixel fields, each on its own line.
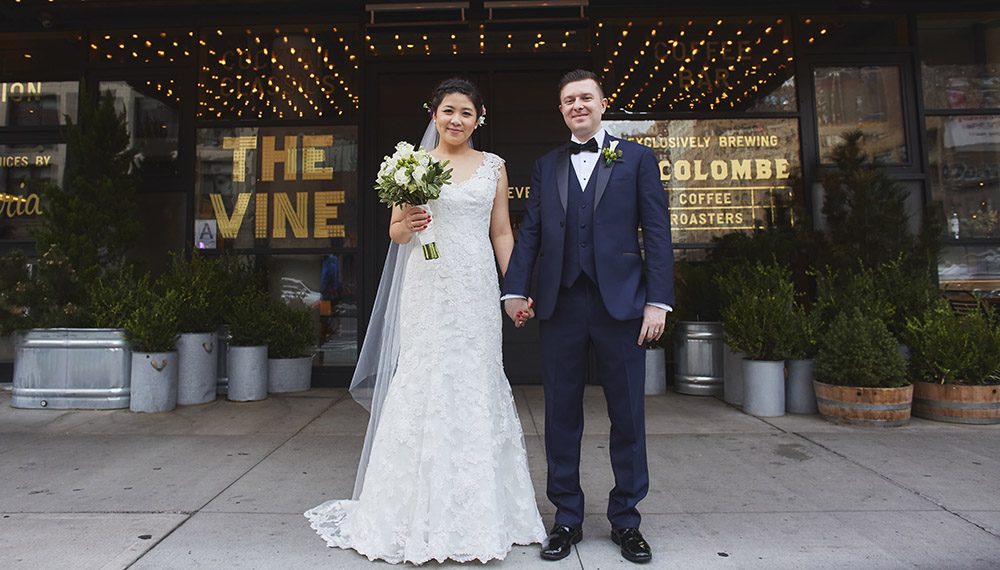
left=561, top=161, right=600, bottom=288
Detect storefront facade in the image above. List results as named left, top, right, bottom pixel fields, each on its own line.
left=1, top=1, right=998, bottom=384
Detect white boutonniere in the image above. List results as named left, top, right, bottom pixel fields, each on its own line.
left=601, top=140, right=623, bottom=166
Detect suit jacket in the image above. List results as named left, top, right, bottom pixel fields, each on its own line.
left=504, top=134, right=674, bottom=321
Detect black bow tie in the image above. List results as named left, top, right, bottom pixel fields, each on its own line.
left=568, top=138, right=599, bottom=154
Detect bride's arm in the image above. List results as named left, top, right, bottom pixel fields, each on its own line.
left=489, top=163, right=515, bottom=277
left=389, top=204, right=430, bottom=245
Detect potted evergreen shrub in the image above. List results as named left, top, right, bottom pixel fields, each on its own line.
left=784, top=304, right=820, bottom=414
left=4, top=87, right=141, bottom=409
left=158, top=251, right=225, bottom=405
left=124, top=275, right=181, bottom=413
left=672, top=261, right=725, bottom=396
left=717, top=260, right=797, bottom=417
left=812, top=308, right=911, bottom=426
left=903, top=300, right=1000, bottom=424
left=266, top=297, right=316, bottom=393
left=225, top=287, right=273, bottom=402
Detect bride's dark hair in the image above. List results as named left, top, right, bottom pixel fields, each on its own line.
left=429, top=78, right=484, bottom=120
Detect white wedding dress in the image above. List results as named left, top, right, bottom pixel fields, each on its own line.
left=305, top=152, right=546, bottom=565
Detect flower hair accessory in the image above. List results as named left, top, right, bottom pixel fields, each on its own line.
left=477, top=105, right=487, bottom=128
left=422, top=102, right=432, bottom=116
left=601, top=140, right=623, bottom=166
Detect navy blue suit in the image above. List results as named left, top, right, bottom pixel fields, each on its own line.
left=504, top=133, right=674, bottom=530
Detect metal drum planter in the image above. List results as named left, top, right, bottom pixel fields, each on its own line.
left=228, top=345, right=268, bottom=401
left=12, top=328, right=131, bottom=409
left=176, top=332, right=217, bottom=405
left=814, top=381, right=913, bottom=426
left=912, top=381, right=1000, bottom=424
left=268, top=356, right=313, bottom=393
left=673, top=321, right=724, bottom=396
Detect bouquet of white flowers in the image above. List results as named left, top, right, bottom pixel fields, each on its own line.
left=375, top=141, right=452, bottom=259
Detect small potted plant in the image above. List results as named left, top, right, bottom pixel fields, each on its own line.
left=158, top=251, right=225, bottom=406
left=265, top=297, right=317, bottom=393
left=784, top=303, right=820, bottom=414
left=716, top=260, right=796, bottom=417
left=812, top=308, right=911, bottom=426
left=123, top=275, right=181, bottom=413
left=225, top=287, right=273, bottom=402
left=903, top=299, right=1000, bottom=424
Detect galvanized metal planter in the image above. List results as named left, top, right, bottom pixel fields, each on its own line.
left=267, top=356, right=313, bottom=393
left=12, top=328, right=131, bottom=409
left=673, top=321, right=724, bottom=396
left=228, top=345, right=268, bottom=401
left=130, top=351, right=178, bottom=413
left=785, top=359, right=818, bottom=414
left=723, top=342, right=745, bottom=406
left=644, top=348, right=667, bottom=395
left=176, top=332, right=217, bottom=405
left=742, top=358, right=785, bottom=417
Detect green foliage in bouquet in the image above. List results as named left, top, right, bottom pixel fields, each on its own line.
left=266, top=297, right=317, bottom=359
left=903, top=300, right=1000, bottom=386
left=716, top=261, right=798, bottom=361
left=814, top=308, right=908, bottom=388
left=123, top=274, right=181, bottom=353
left=375, top=141, right=452, bottom=208
left=226, top=287, right=274, bottom=347
left=157, top=250, right=225, bottom=333
left=0, top=246, right=89, bottom=335
left=30, top=89, right=142, bottom=283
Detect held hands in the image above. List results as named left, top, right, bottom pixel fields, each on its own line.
left=637, top=304, right=667, bottom=345
left=504, top=297, right=535, bottom=328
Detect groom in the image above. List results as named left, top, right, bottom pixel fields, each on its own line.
left=503, top=70, right=674, bottom=564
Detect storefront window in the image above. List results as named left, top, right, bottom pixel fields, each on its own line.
left=0, top=143, right=66, bottom=241
left=938, top=244, right=1000, bottom=291
left=99, top=80, right=181, bottom=177
left=595, top=17, right=796, bottom=113
left=89, top=29, right=194, bottom=65
left=919, top=17, right=1000, bottom=111
left=198, top=26, right=361, bottom=121
left=195, top=125, right=358, bottom=250
left=926, top=116, right=1000, bottom=241
left=269, top=253, right=358, bottom=366
left=605, top=118, right=802, bottom=246
left=814, top=66, right=907, bottom=164
left=0, top=81, right=79, bottom=127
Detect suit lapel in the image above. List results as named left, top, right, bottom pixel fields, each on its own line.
left=594, top=136, right=616, bottom=208
left=556, top=146, right=569, bottom=212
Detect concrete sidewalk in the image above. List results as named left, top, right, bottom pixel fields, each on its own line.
left=2, top=383, right=999, bottom=570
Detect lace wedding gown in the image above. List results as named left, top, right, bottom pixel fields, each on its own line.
left=305, top=152, right=546, bottom=565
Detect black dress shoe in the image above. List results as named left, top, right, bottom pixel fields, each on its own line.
left=611, top=527, right=652, bottom=564
left=541, top=524, right=582, bottom=561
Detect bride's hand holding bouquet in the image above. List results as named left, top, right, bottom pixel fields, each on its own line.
left=376, top=141, right=452, bottom=260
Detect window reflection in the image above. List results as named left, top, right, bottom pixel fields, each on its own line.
left=99, top=80, right=181, bottom=177
left=919, top=17, right=1000, bottom=111
left=926, top=115, right=1000, bottom=240
left=814, top=66, right=907, bottom=163
left=268, top=253, right=358, bottom=366
left=0, top=81, right=78, bottom=127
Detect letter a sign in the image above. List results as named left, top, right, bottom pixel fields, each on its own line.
left=195, top=219, right=218, bottom=249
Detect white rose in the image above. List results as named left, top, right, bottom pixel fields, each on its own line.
left=412, top=165, right=427, bottom=181
left=393, top=168, right=409, bottom=185
left=395, top=141, right=414, bottom=159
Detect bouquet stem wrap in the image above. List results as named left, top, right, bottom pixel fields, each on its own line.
left=415, top=204, right=439, bottom=260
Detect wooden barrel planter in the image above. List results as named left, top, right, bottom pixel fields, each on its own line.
left=813, top=381, right=913, bottom=426
left=912, top=381, right=1000, bottom=424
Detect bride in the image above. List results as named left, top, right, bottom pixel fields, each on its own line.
left=305, top=78, right=546, bottom=564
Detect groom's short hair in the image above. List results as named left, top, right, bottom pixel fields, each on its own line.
left=558, top=69, right=604, bottom=99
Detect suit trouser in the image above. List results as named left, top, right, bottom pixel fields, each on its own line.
left=539, top=276, right=649, bottom=530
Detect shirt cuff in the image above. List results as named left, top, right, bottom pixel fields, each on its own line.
left=501, top=294, right=527, bottom=301
left=647, top=302, right=672, bottom=312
